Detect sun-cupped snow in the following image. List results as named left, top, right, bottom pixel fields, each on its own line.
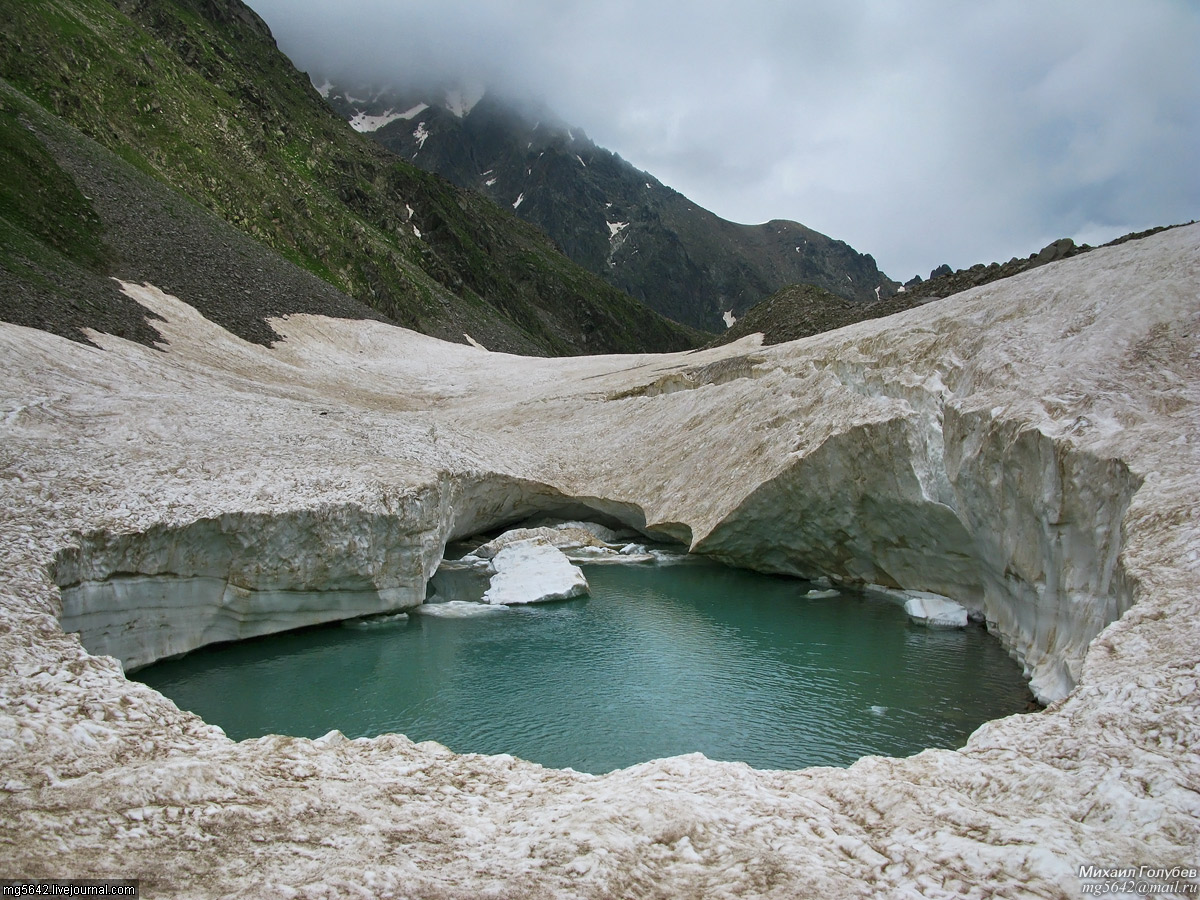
left=1, top=227, right=1199, bottom=897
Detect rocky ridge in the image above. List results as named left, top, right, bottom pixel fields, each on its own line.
left=0, top=226, right=1197, bottom=896
left=713, top=225, right=1195, bottom=347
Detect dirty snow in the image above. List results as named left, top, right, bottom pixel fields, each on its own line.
left=0, top=228, right=1198, bottom=896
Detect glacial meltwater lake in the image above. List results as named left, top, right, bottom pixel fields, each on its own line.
left=135, top=560, right=1036, bottom=773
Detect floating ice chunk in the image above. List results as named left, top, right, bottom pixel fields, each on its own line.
left=648, top=549, right=697, bottom=565
left=803, top=589, right=840, bottom=599
left=562, top=545, right=622, bottom=561
left=414, top=601, right=508, bottom=618
left=473, top=526, right=609, bottom=558
left=862, top=584, right=910, bottom=605
left=903, top=592, right=968, bottom=628
left=566, top=547, right=656, bottom=565
left=557, top=521, right=626, bottom=543
left=869, top=705, right=888, bottom=716
left=482, top=540, right=589, bottom=605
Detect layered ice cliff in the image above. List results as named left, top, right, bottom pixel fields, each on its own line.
left=1, top=227, right=1198, bottom=897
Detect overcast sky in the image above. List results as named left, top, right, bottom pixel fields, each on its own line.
left=246, top=0, right=1199, bottom=281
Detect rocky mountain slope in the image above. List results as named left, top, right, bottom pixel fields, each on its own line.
left=326, top=84, right=896, bottom=332
left=0, top=0, right=698, bottom=355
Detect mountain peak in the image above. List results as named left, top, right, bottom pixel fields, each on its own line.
left=325, top=80, right=896, bottom=332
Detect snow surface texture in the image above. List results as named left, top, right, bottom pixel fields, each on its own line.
left=1, top=226, right=1199, bottom=896
left=480, top=540, right=589, bottom=605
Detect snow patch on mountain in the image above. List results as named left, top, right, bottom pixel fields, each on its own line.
left=412, top=122, right=430, bottom=149
left=444, top=85, right=484, bottom=118
left=349, top=104, right=428, bottom=133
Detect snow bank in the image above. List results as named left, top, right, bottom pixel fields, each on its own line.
left=0, top=227, right=1197, bottom=896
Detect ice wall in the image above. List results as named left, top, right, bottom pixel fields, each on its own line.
left=695, top=378, right=1139, bottom=704
left=52, top=477, right=661, bottom=670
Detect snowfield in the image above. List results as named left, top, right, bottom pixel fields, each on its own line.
left=0, top=226, right=1197, bottom=897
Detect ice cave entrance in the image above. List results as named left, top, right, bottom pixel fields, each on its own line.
left=132, top=554, right=1035, bottom=774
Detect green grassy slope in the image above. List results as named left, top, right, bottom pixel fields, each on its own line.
left=0, top=0, right=698, bottom=354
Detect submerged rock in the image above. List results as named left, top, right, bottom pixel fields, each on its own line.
left=481, top=540, right=590, bottom=605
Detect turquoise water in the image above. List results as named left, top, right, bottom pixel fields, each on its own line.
left=135, top=560, right=1035, bottom=773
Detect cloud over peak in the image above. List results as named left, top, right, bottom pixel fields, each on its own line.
left=248, top=0, right=1200, bottom=280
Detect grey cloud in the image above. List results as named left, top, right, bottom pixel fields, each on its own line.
left=247, top=0, right=1200, bottom=281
